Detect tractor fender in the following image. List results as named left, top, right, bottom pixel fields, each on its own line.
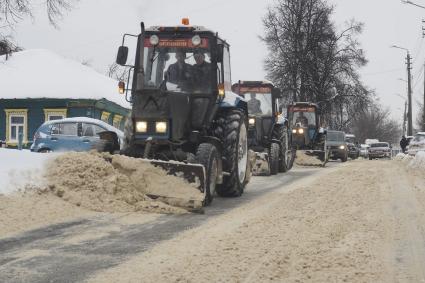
left=219, top=90, right=248, bottom=116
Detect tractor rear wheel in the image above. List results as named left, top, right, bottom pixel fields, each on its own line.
left=214, top=109, right=249, bottom=197
left=273, top=126, right=291, bottom=173
left=195, top=143, right=219, bottom=205
left=269, top=142, right=279, bottom=175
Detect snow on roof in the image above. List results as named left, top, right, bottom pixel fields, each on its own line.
left=0, top=49, right=130, bottom=109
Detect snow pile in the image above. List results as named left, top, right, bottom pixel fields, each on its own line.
left=0, top=49, right=130, bottom=108
left=42, top=152, right=203, bottom=213
left=408, top=151, right=425, bottom=170
left=0, top=149, right=54, bottom=195
left=394, top=153, right=407, bottom=161
left=295, top=150, right=324, bottom=166
left=394, top=152, right=425, bottom=170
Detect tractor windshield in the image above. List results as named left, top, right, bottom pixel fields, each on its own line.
left=289, top=106, right=316, bottom=127
left=246, top=92, right=273, bottom=116
left=142, top=37, right=212, bottom=93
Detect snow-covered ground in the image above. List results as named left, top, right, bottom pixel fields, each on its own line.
left=395, top=152, right=425, bottom=170
left=0, top=148, right=54, bottom=195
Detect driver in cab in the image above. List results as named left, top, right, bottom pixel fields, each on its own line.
left=165, top=51, right=193, bottom=90
left=295, top=112, right=309, bottom=127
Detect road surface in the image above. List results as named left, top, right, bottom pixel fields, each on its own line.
left=2, top=159, right=425, bottom=283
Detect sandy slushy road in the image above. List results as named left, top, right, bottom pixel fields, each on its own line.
left=88, top=159, right=425, bottom=283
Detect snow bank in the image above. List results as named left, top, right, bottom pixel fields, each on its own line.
left=0, top=149, right=54, bottom=195
left=394, top=152, right=425, bottom=170
left=0, top=49, right=130, bottom=108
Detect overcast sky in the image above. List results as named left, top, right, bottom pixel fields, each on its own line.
left=7, top=0, right=425, bottom=123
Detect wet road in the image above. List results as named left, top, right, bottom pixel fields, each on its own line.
left=0, top=163, right=339, bottom=283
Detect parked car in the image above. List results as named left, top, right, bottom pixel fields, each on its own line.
left=359, top=144, right=369, bottom=158
left=345, top=134, right=360, bottom=159
left=407, top=132, right=425, bottom=156
left=30, top=117, right=124, bottom=153
left=327, top=130, right=348, bottom=162
left=368, top=142, right=391, bottom=160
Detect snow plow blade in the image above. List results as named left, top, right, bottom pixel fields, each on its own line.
left=294, top=150, right=328, bottom=167
left=146, top=160, right=206, bottom=211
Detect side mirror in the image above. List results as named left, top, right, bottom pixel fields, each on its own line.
left=216, top=44, right=224, bottom=63
left=272, top=88, right=282, bottom=99
left=116, top=46, right=129, bottom=66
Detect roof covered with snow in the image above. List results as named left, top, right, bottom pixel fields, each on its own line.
left=0, top=49, right=130, bottom=109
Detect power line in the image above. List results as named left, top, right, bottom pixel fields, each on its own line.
left=362, top=68, right=404, bottom=76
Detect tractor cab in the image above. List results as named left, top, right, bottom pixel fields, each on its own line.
left=232, top=81, right=282, bottom=150
left=288, top=102, right=329, bottom=166
left=288, top=102, right=320, bottom=147
left=232, top=81, right=293, bottom=175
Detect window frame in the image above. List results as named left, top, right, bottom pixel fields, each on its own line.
left=5, top=109, right=28, bottom=145
left=43, top=108, right=67, bottom=122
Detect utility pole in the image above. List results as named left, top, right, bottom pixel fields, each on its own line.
left=407, top=53, right=413, bottom=136
left=403, top=100, right=407, bottom=135
left=423, top=62, right=425, bottom=131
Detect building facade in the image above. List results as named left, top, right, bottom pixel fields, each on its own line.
left=0, top=98, right=129, bottom=147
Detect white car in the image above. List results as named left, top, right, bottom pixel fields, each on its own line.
left=359, top=144, right=369, bottom=158
left=407, top=132, right=425, bottom=156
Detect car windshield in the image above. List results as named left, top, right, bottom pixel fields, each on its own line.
left=327, top=132, right=345, bottom=142
left=142, top=37, right=212, bottom=93
left=371, top=143, right=388, bottom=148
left=245, top=93, right=273, bottom=116
left=413, top=134, right=425, bottom=142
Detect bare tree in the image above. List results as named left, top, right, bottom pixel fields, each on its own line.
left=416, top=102, right=425, bottom=132
left=0, top=34, right=22, bottom=59
left=351, top=101, right=401, bottom=145
left=0, top=0, right=76, bottom=27
left=262, top=0, right=371, bottom=129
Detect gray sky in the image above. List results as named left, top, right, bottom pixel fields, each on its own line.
left=7, top=0, right=425, bottom=123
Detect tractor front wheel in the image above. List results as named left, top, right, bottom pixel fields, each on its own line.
left=195, top=143, right=219, bottom=205
left=214, top=109, right=249, bottom=197
left=269, top=142, right=280, bottom=175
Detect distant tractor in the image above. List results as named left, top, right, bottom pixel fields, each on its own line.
left=115, top=20, right=251, bottom=206
left=232, top=81, right=293, bottom=175
left=288, top=102, right=329, bottom=166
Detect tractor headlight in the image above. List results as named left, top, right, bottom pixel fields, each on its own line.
left=248, top=118, right=255, bottom=126
left=192, top=35, right=201, bottom=46
left=136, top=121, right=148, bottom=133
left=298, top=128, right=304, bottom=134
left=150, top=35, right=159, bottom=46
left=155, top=121, right=167, bottom=133
left=339, top=145, right=345, bottom=150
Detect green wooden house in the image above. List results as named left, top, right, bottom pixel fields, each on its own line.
left=0, top=49, right=130, bottom=147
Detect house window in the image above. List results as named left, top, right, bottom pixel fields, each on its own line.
left=5, top=109, right=28, bottom=145
left=101, top=111, right=111, bottom=124
left=44, top=108, right=67, bottom=121
left=113, top=115, right=123, bottom=129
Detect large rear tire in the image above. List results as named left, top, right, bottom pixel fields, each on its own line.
left=269, top=142, right=279, bottom=175
left=273, top=126, right=291, bottom=173
left=195, top=143, right=219, bottom=205
left=214, top=109, right=249, bottom=197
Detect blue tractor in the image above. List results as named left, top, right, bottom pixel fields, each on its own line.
left=115, top=20, right=251, bottom=206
